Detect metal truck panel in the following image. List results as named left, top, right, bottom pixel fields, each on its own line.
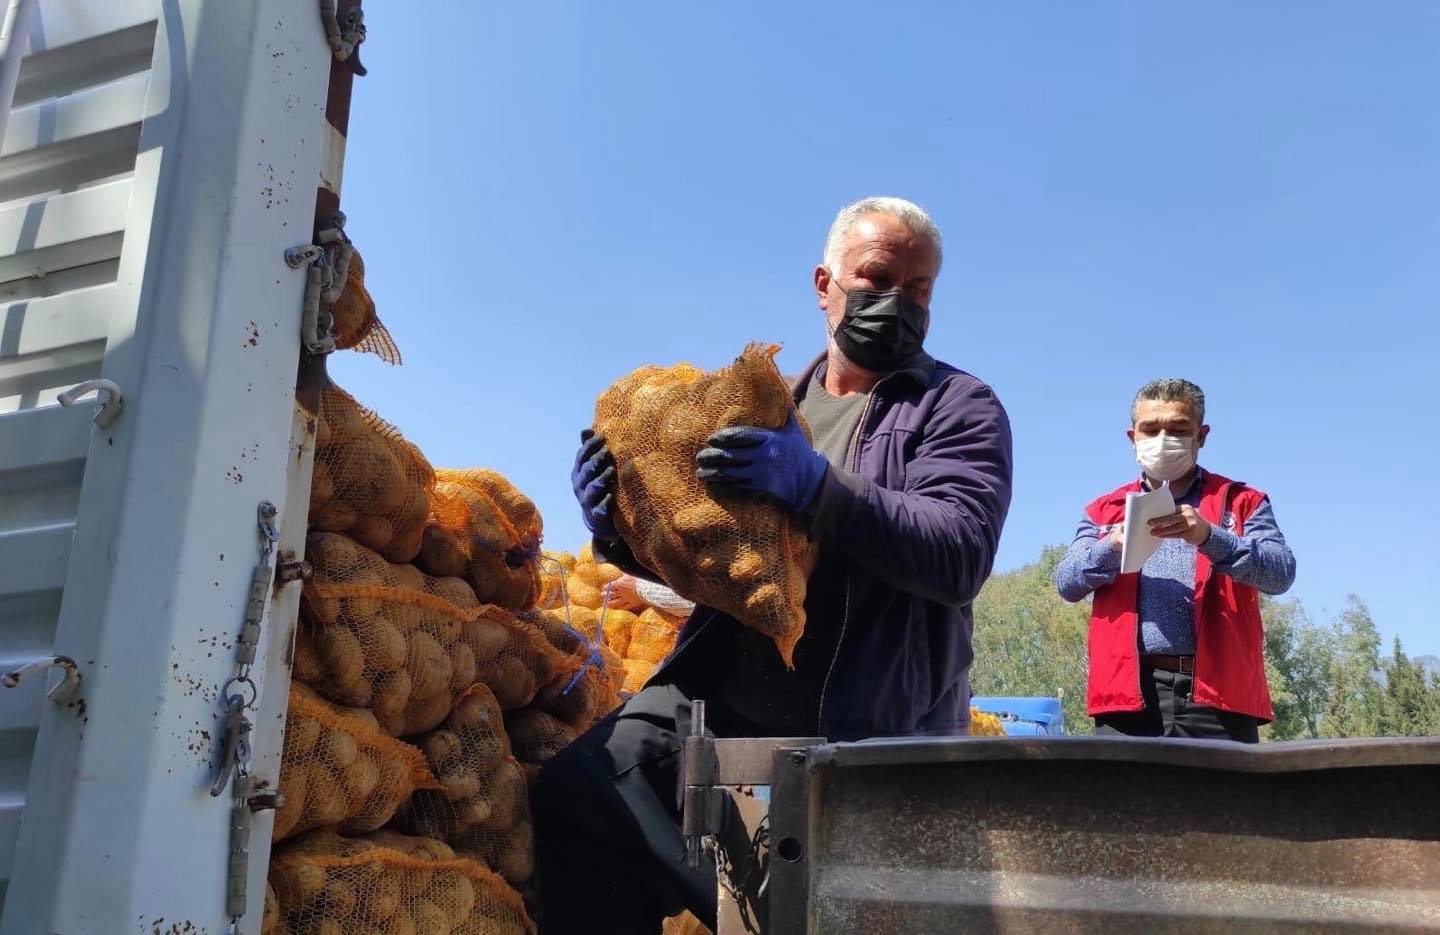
left=0, top=0, right=328, bottom=929
left=766, top=736, right=1440, bottom=933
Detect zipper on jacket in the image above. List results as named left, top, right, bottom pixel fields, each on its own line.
left=816, top=388, right=879, bottom=735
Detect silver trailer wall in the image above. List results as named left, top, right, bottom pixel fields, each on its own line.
left=0, top=0, right=328, bottom=929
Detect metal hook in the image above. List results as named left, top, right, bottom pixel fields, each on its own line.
left=58, top=379, right=123, bottom=429
left=2, top=655, right=82, bottom=704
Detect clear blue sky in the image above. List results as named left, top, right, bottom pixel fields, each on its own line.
left=332, top=2, right=1439, bottom=655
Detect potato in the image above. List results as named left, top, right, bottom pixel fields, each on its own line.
left=305, top=763, right=350, bottom=826
left=310, top=499, right=359, bottom=532
left=321, top=878, right=359, bottom=919
left=373, top=913, right=416, bottom=935
left=364, top=872, right=404, bottom=922
left=309, top=459, right=334, bottom=511
left=425, top=874, right=476, bottom=923
left=566, top=576, right=603, bottom=610
left=286, top=713, right=323, bottom=760
left=350, top=514, right=395, bottom=553
left=271, top=859, right=326, bottom=909
left=481, top=655, right=539, bottom=710
left=418, top=526, right=468, bottom=578
left=318, top=729, right=359, bottom=770
left=292, top=632, right=328, bottom=683
left=373, top=669, right=413, bottom=736
left=411, top=898, right=451, bottom=935
left=359, top=618, right=408, bottom=673
left=339, top=755, right=380, bottom=806
left=272, top=765, right=307, bottom=840
left=382, top=522, right=426, bottom=564
left=449, top=641, right=478, bottom=694
left=420, top=730, right=463, bottom=773
left=464, top=614, right=513, bottom=662
left=316, top=625, right=365, bottom=686
left=492, top=825, right=535, bottom=883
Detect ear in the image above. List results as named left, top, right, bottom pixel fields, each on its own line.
left=1126, top=427, right=1137, bottom=445
left=814, top=265, right=834, bottom=311
left=1196, top=424, right=1210, bottom=448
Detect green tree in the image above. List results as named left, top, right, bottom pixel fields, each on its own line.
left=1320, top=597, right=1385, bottom=738
left=1379, top=637, right=1431, bottom=736
left=1261, top=598, right=1332, bottom=740
left=970, top=546, right=1090, bottom=734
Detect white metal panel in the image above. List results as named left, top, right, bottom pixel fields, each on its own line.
left=0, top=0, right=328, bottom=929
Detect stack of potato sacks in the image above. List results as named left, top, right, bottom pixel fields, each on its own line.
left=534, top=546, right=687, bottom=696
left=267, top=264, right=621, bottom=933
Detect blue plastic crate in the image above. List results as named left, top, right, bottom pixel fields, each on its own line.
left=971, top=696, right=1066, bottom=736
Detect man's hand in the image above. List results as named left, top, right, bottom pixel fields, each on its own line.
left=571, top=429, right=617, bottom=539
left=1149, top=504, right=1211, bottom=546
left=695, top=411, right=829, bottom=513
left=1107, top=525, right=1125, bottom=552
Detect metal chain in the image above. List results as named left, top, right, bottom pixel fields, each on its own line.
left=212, top=501, right=280, bottom=932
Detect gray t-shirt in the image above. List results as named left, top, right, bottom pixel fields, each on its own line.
left=798, top=370, right=870, bottom=467
left=706, top=371, right=871, bottom=735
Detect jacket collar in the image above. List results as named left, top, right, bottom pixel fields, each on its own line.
left=790, top=349, right=936, bottom=398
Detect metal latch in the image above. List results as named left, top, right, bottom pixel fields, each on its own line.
left=288, top=213, right=353, bottom=356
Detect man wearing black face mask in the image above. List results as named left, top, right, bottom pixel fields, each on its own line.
left=535, top=196, right=1014, bottom=934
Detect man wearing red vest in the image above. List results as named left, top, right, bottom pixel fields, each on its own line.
left=1055, top=378, right=1296, bottom=742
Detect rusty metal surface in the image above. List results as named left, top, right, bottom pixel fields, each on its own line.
left=770, top=736, right=1440, bottom=934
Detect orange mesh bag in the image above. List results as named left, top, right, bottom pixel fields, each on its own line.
left=311, top=384, right=433, bottom=563
left=273, top=683, right=439, bottom=842
left=398, top=684, right=535, bottom=886
left=665, top=911, right=714, bottom=935
left=329, top=246, right=402, bottom=363
left=528, top=607, right=624, bottom=732
left=534, top=550, right=576, bottom=610
left=969, top=708, right=1007, bottom=737
left=268, top=828, right=535, bottom=934
left=419, top=469, right=544, bottom=612
left=299, top=533, right=558, bottom=733
left=627, top=608, right=683, bottom=666
left=505, top=708, right=579, bottom=784
left=602, top=608, right=637, bottom=658
left=593, top=343, right=819, bottom=666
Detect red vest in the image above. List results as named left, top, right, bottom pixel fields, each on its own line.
left=1084, top=471, right=1274, bottom=722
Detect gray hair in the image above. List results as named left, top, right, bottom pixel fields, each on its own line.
left=822, top=196, right=943, bottom=274
left=1132, top=378, right=1206, bottom=424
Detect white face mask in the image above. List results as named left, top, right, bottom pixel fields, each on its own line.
left=1134, top=432, right=1196, bottom=483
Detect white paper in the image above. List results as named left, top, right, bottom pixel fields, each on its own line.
left=1120, top=484, right=1177, bottom=574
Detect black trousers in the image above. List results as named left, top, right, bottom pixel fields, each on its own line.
left=532, top=683, right=765, bottom=935
left=1094, top=666, right=1261, bottom=743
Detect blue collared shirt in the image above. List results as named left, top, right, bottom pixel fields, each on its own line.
left=1054, top=469, right=1297, bottom=654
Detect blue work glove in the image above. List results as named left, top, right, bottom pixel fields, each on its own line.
left=571, top=429, right=617, bottom=538
left=695, top=411, right=828, bottom=512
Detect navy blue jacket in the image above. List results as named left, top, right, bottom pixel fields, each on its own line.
left=597, top=349, right=1013, bottom=740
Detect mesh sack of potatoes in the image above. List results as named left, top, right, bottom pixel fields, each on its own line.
left=664, top=911, right=714, bottom=935
left=311, top=385, right=433, bottom=563
left=534, top=550, right=576, bottom=610
left=527, top=607, right=625, bottom=732
left=505, top=708, right=579, bottom=784
left=268, top=828, right=534, bottom=935
left=594, top=343, right=819, bottom=666
left=397, top=683, right=535, bottom=886
left=561, top=543, right=624, bottom=610
left=273, top=683, right=440, bottom=842
left=419, top=469, right=544, bottom=612
left=329, top=246, right=401, bottom=364
left=968, top=708, right=1007, bottom=737
left=297, top=533, right=559, bottom=733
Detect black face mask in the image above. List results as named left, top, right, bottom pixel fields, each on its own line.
left=832, top=284, right=930, bottom=372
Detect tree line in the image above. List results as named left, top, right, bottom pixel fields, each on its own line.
left=970, top=546, right=1440, bottom=739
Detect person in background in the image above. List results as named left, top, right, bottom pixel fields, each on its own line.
left=1054, top=378, right=1297, bottom=742
left=535, top=196, right=1014, bottom=934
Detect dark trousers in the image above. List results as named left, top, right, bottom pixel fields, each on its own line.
left=532, top=683, right=764, bottom=935
left=1094, top=666, right=1261, bottom=743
